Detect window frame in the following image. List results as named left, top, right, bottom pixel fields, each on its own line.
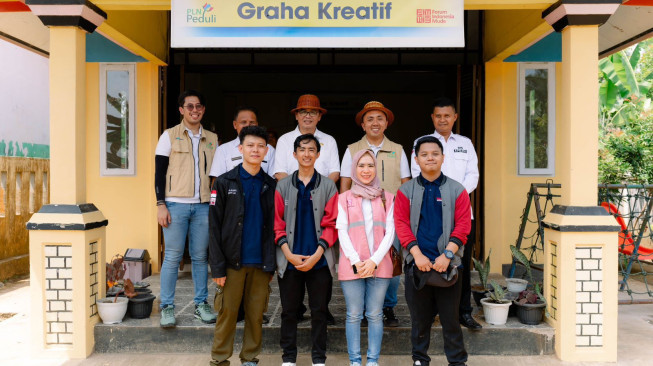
left=517, top=62, right=556, bottom=176
left=99, top=63, right=136, bottom=176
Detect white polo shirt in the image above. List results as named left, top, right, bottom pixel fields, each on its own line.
left=410, top=131, right=479, bottom=194
left=340, top=137, right=411, bottom=179
left=272, top=126, right=340, bottom=176
left=209, top=137, right=275, bottom=178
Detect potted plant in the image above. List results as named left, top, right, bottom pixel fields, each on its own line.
left=97, top=255, right=136, bottom=324
left=506, top=246, right=529, bottom=292
left=471, top=249, right=492, bottom=306
left=510, top=245, right=547, bottom=324
left=126, top=281, right=156, bottom=319
left=480, top=281, right=512, bottom=325
left=513, top=286, right=546, bottom=324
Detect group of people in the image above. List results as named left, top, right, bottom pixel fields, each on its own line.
left=154, top=91, right=480, bottom=366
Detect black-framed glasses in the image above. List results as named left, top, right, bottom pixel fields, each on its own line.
left=184, top=104, right=205, bottom=111
left=298, top=110, right=319, bottom=117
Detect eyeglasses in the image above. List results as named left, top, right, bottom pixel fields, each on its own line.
left=183, top=104, right=205, bottom=111
left=298, top=110, right=319, bottom=117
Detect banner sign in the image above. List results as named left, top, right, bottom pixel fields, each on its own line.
left=171, top=0, right=464, bottom=48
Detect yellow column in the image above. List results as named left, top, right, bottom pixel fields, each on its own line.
left=49, top=27, right=87, bottom=204
left=557, top=26, right=599, bottom=206
left=25, top=0, right=108, bottom=359
left=543, top=210, right=618, bottom=362
left=541, top=3, right=621, bottom=361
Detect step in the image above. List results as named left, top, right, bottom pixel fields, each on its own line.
left=94, top=273, right=554, bottom=355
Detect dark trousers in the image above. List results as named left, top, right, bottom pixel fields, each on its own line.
left=460, top=219, right=476, bottom=315
left=405, top=269, right=467, bottom=366
left=278, top=266, right=332, bottom=364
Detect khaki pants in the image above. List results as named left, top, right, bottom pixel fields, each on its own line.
left=210, top=267, right=271, bottom=366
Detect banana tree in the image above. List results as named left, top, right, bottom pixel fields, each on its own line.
left=599, top=39, right=652, bottom=129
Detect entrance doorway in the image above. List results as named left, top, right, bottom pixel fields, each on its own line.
left=162, top=11, right=485, bottom=266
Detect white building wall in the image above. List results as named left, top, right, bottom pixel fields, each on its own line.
left=0, top=39, right=49, bottom=158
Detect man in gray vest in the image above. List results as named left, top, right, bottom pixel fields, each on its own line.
left=340, top=101, right=411, bottom=327
left=410, top=97, right=480, bottom=331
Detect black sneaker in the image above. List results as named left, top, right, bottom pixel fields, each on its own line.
left=383, top=307, right=399, bottom=327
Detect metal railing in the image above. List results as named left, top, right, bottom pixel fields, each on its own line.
left=598, top=184, right=653, bottom=299
left=508, top=182, right=653, bottom=301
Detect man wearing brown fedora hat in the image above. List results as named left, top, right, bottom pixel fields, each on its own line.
left=273, top=94, right=341, bottom=183
left=340, top=100, right=411, bottom=328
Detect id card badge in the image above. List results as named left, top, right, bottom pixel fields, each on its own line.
left=210, top=190, right=217, bottom=205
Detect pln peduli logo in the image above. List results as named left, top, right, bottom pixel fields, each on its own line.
left=187, top=2, right=216, bottom=23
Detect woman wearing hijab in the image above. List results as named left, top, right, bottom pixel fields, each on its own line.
left=336, top=149, right=396, bottom=366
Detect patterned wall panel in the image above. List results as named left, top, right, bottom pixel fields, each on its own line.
left=44, top=245, right=73, bottom=345
left=575, top=247, right=603, bottom=347
left=89, top=241, right=98, bottom=317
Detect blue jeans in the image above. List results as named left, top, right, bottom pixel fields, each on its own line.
left=341, top=277, right=390, bottom=364
left=383, top=275, right=401, bottom=308
left=160, top=202, right=209, bottom=308
left=383, top=235, right=401, bottom=308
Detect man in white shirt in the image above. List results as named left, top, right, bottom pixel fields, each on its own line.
left=209, top=106, right=275, bottom=178
left=273, top=94, right=340, bottom=183
left=410, top=97, right=481, bottom=331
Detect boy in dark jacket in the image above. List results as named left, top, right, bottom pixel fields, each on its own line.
left=274, top=134, right=338, bottom=366
left=209, top=126, right=277, bottom=366
left=395, top=136, right=471, bottom=366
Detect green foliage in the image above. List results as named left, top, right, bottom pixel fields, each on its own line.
left=472, top=249, right=491, bottom=290
left=510, top=245, right=533, bottom=284
left=525, top=70, right=550, bottom=169
left=510, top=246, right=550, bottom=316
left=599, top=39, right=653, bottom=184
left=487, top=281, right=510, bottom=303
left=599, top=39, right=652, bottom=129
left=599, top=117, right=653, bottom=184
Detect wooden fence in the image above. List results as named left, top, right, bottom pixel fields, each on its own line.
left=0, top=156, right=49, bottom=280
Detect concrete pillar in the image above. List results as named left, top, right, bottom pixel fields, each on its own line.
left=541, top=1, right=621, bottom=362
left=27, top=206, right=107, bottom=358
left=25, top=0, right=107, bottom=358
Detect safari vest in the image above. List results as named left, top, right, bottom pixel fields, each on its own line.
left=338, top=190, right=394, bottom=280
left=165, top=122, right=218, bottom=202
left=348, top=137, right=403, bottom=194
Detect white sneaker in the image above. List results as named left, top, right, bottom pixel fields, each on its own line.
left=313, top=364, right=326, bottom=366
left=351, top=363, right=362, bottom=366
left=281, top=363, right=296, bottom=366
left=367, top=362, right=379, bottom=366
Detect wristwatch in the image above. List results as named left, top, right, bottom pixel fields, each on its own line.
left=443, top=249, right=454, bottom=260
